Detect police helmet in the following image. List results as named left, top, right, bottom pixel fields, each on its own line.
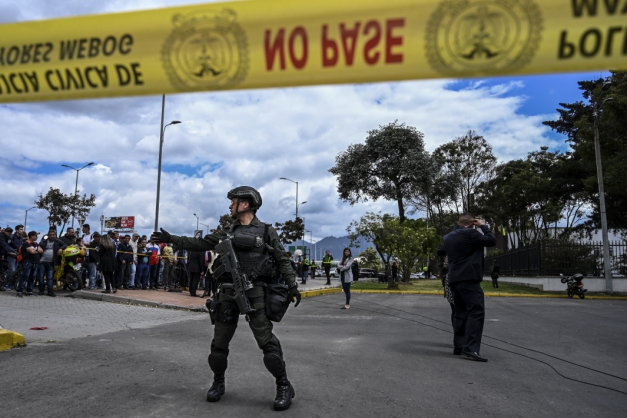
left=227, top=186, right=262, bottom=209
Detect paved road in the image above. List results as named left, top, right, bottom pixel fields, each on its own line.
left=1, top=293, right=626, bottom=417
left=0, top=292, right=204, bottom=345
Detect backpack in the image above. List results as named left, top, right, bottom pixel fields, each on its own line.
left=17, top=245, right=24, bottom=263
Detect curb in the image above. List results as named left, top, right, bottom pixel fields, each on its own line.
left=68, top=290, right=206, bottom=312
left=0, top=329, right=26, bottom=351
left=301, top=288, right=342, bottom=298
left=349, top=289, right=627, bottom=300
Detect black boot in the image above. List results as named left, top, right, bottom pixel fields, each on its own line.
left=207, top=352, right=228, bottom=402
left=264, top=352, right=295, bottom=411
left=206, top=374, right=225, bottom=402
left=274, top=376, right=295, bottom=411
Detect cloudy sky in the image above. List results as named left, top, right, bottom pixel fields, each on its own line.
left=0, top=0, right=607, bottom=241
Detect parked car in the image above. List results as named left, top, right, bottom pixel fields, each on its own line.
left=418, top=272, right=436, bottom=279
left=359, top=268, right=377, bottom=278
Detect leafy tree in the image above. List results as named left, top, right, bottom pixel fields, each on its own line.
left=386, top=218, right=440, bottom=281
left=274, top=217, right=305, bottom=245
left=329, top=121, right=429, bottom=222
left=543, top=71, right=627, bottom=230
left=210, top=213, right=233, bottom=234
left=433, top=130, right=497, bottom=213
left=35, top=187, right=96, bottom=233
left=409, top=152, right=461, bottom=237
left=357, top=247, right=381, bottom=270
left=347, top=212, right=400, bottom=289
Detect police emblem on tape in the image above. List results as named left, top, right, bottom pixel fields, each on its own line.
left=161, top=9, right=249, bottom=91
left=424, top=0, right=543, bottom=75
left=254, top=236, right=263, bottom=248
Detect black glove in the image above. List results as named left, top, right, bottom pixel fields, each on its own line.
left=152, top=228, right=172, bottom=243
left=289, top=287, right=301, bottom=307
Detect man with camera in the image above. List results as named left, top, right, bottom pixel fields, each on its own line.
left=437, top=213, right=496, bottom=362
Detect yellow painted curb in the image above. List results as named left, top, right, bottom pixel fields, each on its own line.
left=0, top=329, right=26, bottom=351
left=301, top=288, right=342, bottom=298
left=350, top=289, right=627, bottom=300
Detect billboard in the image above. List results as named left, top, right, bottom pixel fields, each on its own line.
left=103, top=216, right=135, bottom=232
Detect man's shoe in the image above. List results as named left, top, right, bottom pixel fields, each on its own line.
left=24, top=292, right=33, bottom=296
left=462, top=351, right=488, bottom=362
left=453, top=348, right=462, bottom=355
left=16, top=292, right=23, bottom=298
left=47, top=292, right=56, bottom=297
left=273, top=378, right=295, bottom=411
left=38, top=291, right=45, bottom=295
left=206, top=376, right=225, bottom=402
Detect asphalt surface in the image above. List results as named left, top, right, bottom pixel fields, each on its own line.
left=1, top=292, right=626, bottom=417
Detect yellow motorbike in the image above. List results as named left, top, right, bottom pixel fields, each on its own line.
left=53, top=245, right=86, bottom=291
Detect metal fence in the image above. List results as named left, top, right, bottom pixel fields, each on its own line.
left=485, top=240, right=627, bottom=277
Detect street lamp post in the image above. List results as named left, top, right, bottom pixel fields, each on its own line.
left=193, top=213, right=199, bottom=232
left=199, top=222, right=210, bottom=236
left=593, top=81, right=614, bottom=294
left=61, top=162, right=94, bottom=229
left=24, top=206, right=36, bottom=231
left=154, top=95, right=182, bottom=232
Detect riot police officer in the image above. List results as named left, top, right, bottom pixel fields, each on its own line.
left=153, top=186, right=301, bottom=411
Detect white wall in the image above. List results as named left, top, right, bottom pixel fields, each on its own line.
left=485, top=276, right=627, bottom=293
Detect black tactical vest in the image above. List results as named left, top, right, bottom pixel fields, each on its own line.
left=228, top=222, right=274, bottom=280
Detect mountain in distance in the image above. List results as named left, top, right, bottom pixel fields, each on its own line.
left=283, top=235, right=374, bottom=260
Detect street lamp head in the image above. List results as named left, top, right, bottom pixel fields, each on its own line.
left=602, top=81, right=612, bottom=91
left=171, top=120, right=181, bottom=124
left=87, top=162, right=95, bottom=166
left=301, top=201, right=307, bottom=205
left=61, top=164, right=70, bottom=168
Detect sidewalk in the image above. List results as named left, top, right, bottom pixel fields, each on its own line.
left=69, top=276, right=359, bottom=310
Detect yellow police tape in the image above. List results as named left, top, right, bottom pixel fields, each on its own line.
left=1, top=0, right=625, bottom=103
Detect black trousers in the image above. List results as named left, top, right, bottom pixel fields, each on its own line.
left=324, top=265, right=331, bottom=282
left=189, top=272, right=201, bottom=295
left=449, top=280, right=485, bottom=354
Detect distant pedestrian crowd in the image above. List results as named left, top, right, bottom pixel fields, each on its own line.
left=0, top=224, right=215, bottom=298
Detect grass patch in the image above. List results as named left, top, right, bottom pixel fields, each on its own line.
left=351, top=279, right=547, bottom=295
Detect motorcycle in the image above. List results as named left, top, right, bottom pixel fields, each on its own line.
left=53, top=245, right=85, bottom=291
left=560, top=273, right=587, bottom=299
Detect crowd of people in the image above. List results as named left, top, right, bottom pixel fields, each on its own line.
left=0, top=224, right=216, bottom=298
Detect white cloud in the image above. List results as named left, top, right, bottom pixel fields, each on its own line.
left=0, top=0, right=563, bottom=241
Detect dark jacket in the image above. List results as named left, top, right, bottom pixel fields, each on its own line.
left=86, top=241, right=101, bottom=264
left=437, top=225, right=496, bottom=284
left=187, top=251, right=205, bottom=273
left=98, top=242, right=117, bottom=273
left=0, top=232, right=14, bottom=257
left=9, top=233, right=24, bottom=258
left=38, top=238, right=68, bottom=266
left=60, top=235, right=75, bottom=247
left=117, top=242, right=133, bottom=263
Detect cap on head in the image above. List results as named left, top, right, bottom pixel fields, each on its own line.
left=92, top=232, right=101, bottom=238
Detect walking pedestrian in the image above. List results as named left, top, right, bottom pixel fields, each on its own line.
left=338, top=247, right=354, bottom=309
left=490, top=261, right=500, bottom=288
left=322, top=250, right=333, bottom=285
left=437, top=213, right=496, bottom=362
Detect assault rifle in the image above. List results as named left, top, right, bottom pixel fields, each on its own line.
left=214, top=238, right=256, bottom=320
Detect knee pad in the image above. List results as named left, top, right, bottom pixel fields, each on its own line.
left=263, top=352, right=285, bottom=378
left=208, top=352, right=228, bottom=374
